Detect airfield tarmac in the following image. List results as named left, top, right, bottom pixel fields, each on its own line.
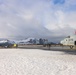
left=18, top=45, right=76, bottom=55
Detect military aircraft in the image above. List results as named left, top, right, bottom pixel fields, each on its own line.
left=60, top=35, right=76, bottom=49
left=0, top=39, right=17, bottom=48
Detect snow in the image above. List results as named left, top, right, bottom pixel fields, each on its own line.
left=15, top=38, right=37, bottom=44
left=0, top=48, right=76, bottom=75
left=0, top=40, right=8, bottom=43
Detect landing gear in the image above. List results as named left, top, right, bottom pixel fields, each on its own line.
left=70, top=46, right=74, bottom=49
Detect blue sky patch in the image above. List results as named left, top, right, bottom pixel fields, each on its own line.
left=53, top=0, right=65, bottom=4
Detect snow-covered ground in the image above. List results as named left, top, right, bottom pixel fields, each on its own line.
left=0, top=48, right=76, bottom=75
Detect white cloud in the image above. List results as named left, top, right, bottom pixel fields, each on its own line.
left=0, top=0, right=75, bottom=41
left=17, top=10, right=34, bottom=22
left=7, top=23, right=17, bottom=29
left=65, top=12, right=76, bottom=29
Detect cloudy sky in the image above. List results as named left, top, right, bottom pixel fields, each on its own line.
left=0, top=0, right=76, bottom=41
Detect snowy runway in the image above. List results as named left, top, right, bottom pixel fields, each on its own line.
left=0, top=49, right=76, bottom=75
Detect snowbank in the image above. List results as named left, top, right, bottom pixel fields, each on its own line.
left=0, top=49, right=76, bottom=75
